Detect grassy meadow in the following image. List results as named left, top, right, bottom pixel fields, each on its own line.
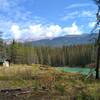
left=0, top=64, right=100, bottom=100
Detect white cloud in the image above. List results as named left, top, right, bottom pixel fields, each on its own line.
left=81, top=11, right=93, bottom=17
left=9, top=22, right=82, bottom=40
left=29, top=24, right=46, bottom=40
left=0, top=0, right=34, bottom=22
left=0, top=0, right=10, bottom=11
left=63, top=23, right=82, bottom=35
left=62, top=10, right=95, bottom=21
left=62, top=11, right=78, bottom=20
left=66, top=3, right=93, bottom=9
left=29, top=24, right=44, bottom=34
left=88, top=22, right=96, bottom=28
left=28, top=24, right=62, bottom=40
left=46, top=25, right=62, bottom=38
left=0, top=0, right=21, bottom=12
left=10, top=24, right=21, bottom=39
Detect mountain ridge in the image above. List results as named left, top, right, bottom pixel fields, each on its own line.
left=30, top=34, right=97, bottom=46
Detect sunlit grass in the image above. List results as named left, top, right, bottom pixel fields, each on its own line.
left=0, top=64, right=100, bottom=99
left=0, top=64, right=40, bottom=80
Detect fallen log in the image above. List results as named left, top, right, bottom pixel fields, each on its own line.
left=14, top=91, right=32, bottom=96
left=0, top=88, right=22, bottom=94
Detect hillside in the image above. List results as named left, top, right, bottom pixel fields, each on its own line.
left=31, top=34, right=97, bottom=46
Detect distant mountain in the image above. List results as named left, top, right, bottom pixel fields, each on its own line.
left=30, top=34, right=98, bottom=46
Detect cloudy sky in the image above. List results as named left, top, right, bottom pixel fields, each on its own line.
left=0, top=0, right=98, bottom=40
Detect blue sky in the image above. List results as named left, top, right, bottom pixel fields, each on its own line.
left=0, top=0, right=98, bottom=40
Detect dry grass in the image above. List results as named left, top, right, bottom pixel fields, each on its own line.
left=0, top=64, right=100, bottom=99
left=0, top=64, right=41, bottom=80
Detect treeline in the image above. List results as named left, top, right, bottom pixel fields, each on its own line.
left=4, top=40, right=95, bottom=67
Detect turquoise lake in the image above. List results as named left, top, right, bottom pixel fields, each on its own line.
left=56, top=67, right=96, bottom=75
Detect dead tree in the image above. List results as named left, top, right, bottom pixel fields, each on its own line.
left=91, top=0, right=100, bottom=79
left=95, top=30, right=100, bottom=79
